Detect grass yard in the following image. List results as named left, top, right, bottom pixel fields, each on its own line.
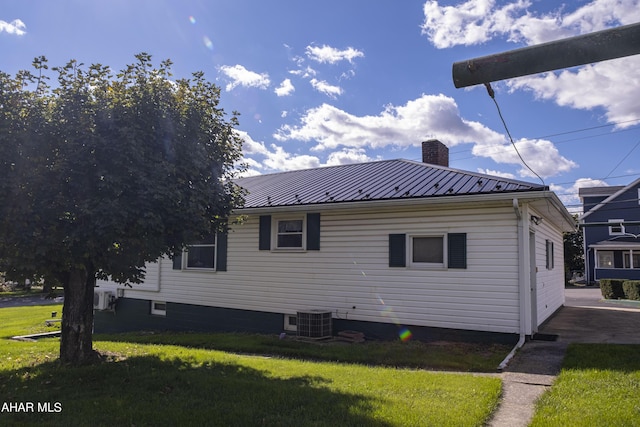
left=99, top=330, right=510, bottom=372
left=1, top=304, right=503, bottom=426
left=530, top=343, right=640, bottom=426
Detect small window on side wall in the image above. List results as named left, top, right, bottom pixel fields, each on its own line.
left=277, top=219, right=304, bottom=249
left=172, top=232, right=228, bottom=272
left=411, top=236, right=444, bottom=267
left=389, top=233, right=466, bottom=269
left=186, top=236, right=216, bottom=269
left=608, top=219, right=625, bottom=236
left=258, top=213, right=321, bottom=251
left=546, top=240, right=554, bottom=270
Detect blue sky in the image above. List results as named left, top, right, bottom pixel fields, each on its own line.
left=2, top=0, right=640, bottom=212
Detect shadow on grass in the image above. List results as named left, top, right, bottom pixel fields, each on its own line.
left=95, top=331, right=510, bottom=372
left=0, top=354, right=391, bottom=427
left=562, top=343, right=640, bottom=372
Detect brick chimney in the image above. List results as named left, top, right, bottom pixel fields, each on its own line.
left=421, top=139, right=449, bottom=167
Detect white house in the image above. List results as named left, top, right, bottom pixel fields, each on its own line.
left=94, top=140, right=575, bottom=343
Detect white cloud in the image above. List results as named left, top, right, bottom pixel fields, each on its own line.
left=422, top=0, right=640, bottom=132
left=0, top=19, right=26, bottom=36
left=289, top=65, right=317, bottom=78
left=421, top=0, right=640, bottom=49
left=326, top=148, right=375, bottom=166
left=309, top=79, right=343, bottom=98
left=275, top=94, right=575, bottom=178
left=275, top=94, right=503, bottom=150
left=219, top=64, right=270, bottom=91
left=236, top=129, right=320, bottom=173
left=422, top=0, right=531, bottom=48
left=274, top=78, right=295, bottom=96
left=237, top=130, right=380, bottom=174
left=477, top=168, right=516, bottom=179
left=473, top=138, right=577, bottom=179
left=551, top=177, right=609, bottom=213
left=306, top=44, right=364, bottom=64
left=508, top=56, right=640, bottom=127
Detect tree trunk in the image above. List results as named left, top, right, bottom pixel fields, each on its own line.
left=60, top=266, right=97, bottom=364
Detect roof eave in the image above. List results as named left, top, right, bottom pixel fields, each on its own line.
left=237, top=189, right=558, bottom=214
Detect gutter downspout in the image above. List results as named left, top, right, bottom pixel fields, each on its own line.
left=498, top=198, right=527, bottom=371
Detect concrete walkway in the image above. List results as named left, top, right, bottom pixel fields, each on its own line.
left=488, top=286, right=640, bottom=427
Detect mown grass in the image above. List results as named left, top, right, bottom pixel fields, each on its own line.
left=531, top=343, right=640, bottom=426
left=1, top=303, right=503, bottom=426
left=99, top=331, right=510, bottom=372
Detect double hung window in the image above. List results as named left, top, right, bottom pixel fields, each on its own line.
left=185, top=236, right=216, bottom=269
left=277, top=219, right=304, bottom=249
left=411, top=236, right=444, bottom=267
left=389, top=233, right=466, bottom=269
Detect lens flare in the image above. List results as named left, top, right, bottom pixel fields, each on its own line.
left=203, top=36, right=213, bottom=50
left=376, top=293, right=413, bottom=341
left=189, top=16, right=196, bottom=24
left=399, top=328, right=413, bottom=341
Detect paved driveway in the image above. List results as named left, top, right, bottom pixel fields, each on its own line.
left=490, top=286, right=640, bottom=427
left=544, top=286, right=640, bottom=344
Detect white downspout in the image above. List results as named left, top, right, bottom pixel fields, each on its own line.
left=498, top=198, right=527, bottom=371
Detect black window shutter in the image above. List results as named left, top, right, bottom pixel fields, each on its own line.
left=259, top=215, right=271, bottom=250
left=389, top=234, right=406, bottom=267
left=448, top=233, right=467, bottom=269
left=216, top=232, right=228, bottom=271
left=306, top=213, right=320, bottom=250
left=172, top=253, right=182, bottom=270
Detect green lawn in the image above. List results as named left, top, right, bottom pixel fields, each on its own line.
left=531, top=343, right=640, bottom=426
left=1, top=304, right=503, bottom=426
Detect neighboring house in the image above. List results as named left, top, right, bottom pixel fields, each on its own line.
left=579, top=178, right=640, bottom=284
left=94, top=140, right=575, bottom=343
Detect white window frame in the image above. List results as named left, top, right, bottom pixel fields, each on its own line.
left=623, top=250, right=640, bottom=269
left=608, top=219, right=625, bottom=236
left=151, top=301, right=167, bottom=316
left=596, top=250, right=614, bottom=268
left=546, top=240, right=555, bottom=270
left=183, top=235, right=217, bottom=271
left=408, top=234, right=446, bottom=269
left=284, top=314, right=297, bottom=332
left=273, top=216, right=306, bottom=251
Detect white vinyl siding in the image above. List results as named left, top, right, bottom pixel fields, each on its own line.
left=531, top=208, right=565, bottom=326
left=99, top=203, right=527, bottom=334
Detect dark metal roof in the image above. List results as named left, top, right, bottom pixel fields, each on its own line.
left=234, top=159, right=547, bottom=209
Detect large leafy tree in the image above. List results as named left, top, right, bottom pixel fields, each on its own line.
left=0, top=54, right=244, bottom=364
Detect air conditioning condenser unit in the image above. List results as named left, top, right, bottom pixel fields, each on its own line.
left=296, top=310, right=332, bottom=339
left=93, top=290, right=115, bottom=311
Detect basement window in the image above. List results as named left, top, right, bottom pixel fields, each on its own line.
left=284, top=314, right=297, bottom=332
left=151, top=301, right=167, bottom=316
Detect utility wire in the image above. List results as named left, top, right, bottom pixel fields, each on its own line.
left=603, top=138, right=640, bottom=180
left=483, top=83, right=546, bottom=187
left=449, top=117, right=640, bottom=156
left=532, top=117, right=640, bottom=140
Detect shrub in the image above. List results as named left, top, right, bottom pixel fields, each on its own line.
left=622, top=280, right=640, bottom=301
left=599, top=279, right=626, bottom=299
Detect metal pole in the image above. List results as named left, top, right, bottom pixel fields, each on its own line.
left=452, top=22, right=640, bottom=88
